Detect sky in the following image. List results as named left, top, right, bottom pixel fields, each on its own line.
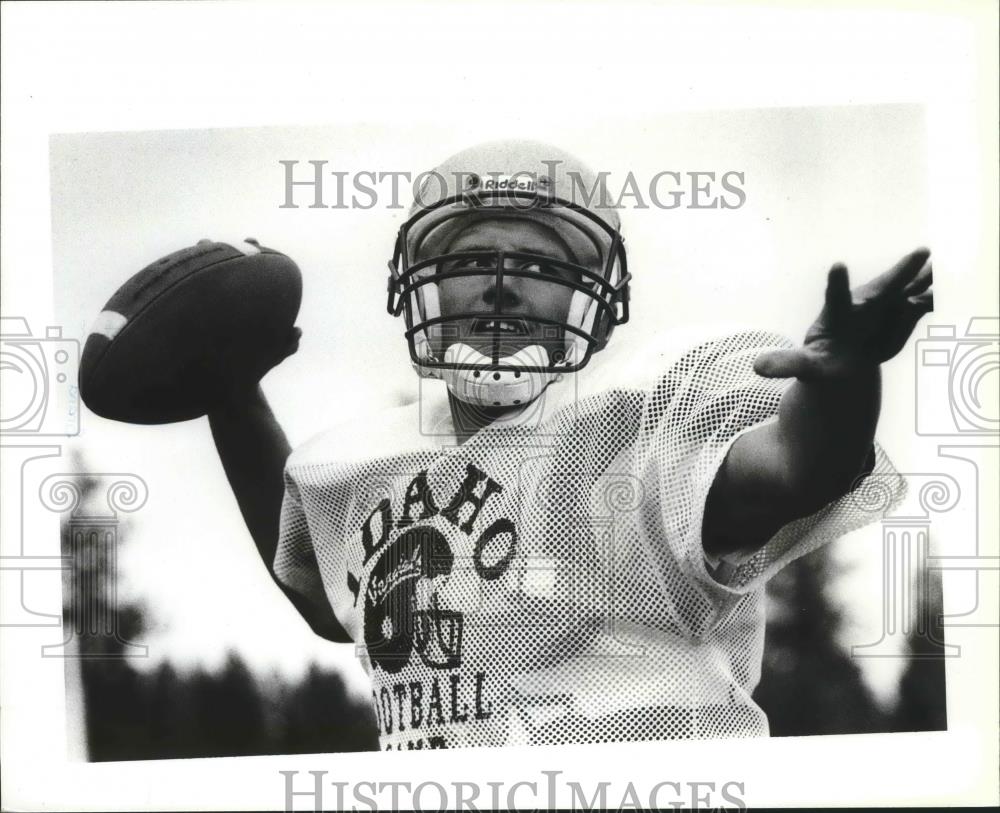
left=48, top=105, right=929, bottom=704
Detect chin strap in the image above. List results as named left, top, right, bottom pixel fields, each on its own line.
left=416, top=343, right=568, bottom=407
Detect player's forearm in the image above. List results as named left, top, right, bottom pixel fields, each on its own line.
left=773, top=365, right=881, bottom=512
left=208, top=384, right=291, bottom=571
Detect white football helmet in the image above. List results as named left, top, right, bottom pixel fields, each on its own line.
left=387, top=140, right=630, bottom=407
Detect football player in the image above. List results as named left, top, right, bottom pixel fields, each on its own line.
left=209, top=141, right=932, bottom=750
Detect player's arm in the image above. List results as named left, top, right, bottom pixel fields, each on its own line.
left=209, top=383, right=291, bottom=577
left=208, top=331, right=349, bottom=642
left=703, top=249, right=934, bottom=558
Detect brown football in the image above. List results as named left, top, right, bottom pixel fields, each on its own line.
left=79, top=239, right=301, bottom=424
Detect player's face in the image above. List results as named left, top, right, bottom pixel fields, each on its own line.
left=435, top=219, right=579, bottom=357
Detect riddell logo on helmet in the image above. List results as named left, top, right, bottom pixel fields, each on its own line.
left=476, top=174, right=550, bottom=193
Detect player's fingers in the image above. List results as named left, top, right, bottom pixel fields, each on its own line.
left=907, top=291, right=934, bottom=312
left=753, top=348, right=815, bottom=379
left=902, top=263, right=933, bottom=297
left=892, top=300, right=934, bottom=346
left=278, top=326, right=302, bottom=360
left=824, top=264, right=852, bottom=320
left=868, top=247, right=931, bottom=298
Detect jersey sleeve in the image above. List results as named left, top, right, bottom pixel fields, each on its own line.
left=637, top=329, right=906, bottom=632
left=272, top=472, right=349, bottom=640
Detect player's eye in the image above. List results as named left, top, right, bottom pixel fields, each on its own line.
left=443, top=256, right=495, bottom=273
left=540, top=264, right=567, bottom=279
left=518, top=261, right=580, bottom=285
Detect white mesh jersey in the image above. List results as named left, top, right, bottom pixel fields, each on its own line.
left=274, top=328, right=904, bottom=751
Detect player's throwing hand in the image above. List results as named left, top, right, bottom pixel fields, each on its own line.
left=213, top=325, right=303, bottom=406
left=753, top=248, right=934, bottom=380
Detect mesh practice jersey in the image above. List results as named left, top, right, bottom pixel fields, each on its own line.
left=274, top=329, right=905, bottom=750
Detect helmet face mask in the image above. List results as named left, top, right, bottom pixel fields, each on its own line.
left=386, top=143, right=631, bottom=405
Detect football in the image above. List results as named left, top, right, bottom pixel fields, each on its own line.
left=79, top=239, right=302, bottom=424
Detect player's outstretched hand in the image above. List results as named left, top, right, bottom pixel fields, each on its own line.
left=753, top=248, right=934, bottom=380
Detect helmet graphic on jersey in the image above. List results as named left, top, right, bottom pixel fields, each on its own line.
left=387, top=140, right=631, bottom=407
left=363, top=525, right=464, bottom=674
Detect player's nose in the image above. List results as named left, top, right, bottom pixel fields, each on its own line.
left=481, top=278, right=522, bottom=309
